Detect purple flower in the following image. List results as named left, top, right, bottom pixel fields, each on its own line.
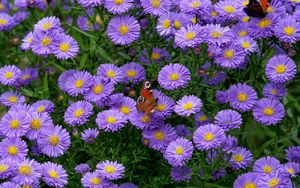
left=248, top=14, right=278, bottom=39
left=97, top=64, right=124, bottom=84
left=0, top=65, right=21, bottom=86
left=128, top=110, right=163, bottom=130
left=215, top=90, right=229, bottom=104
left=195, top=111, right=211, bottom=127
left=64, top=100, right=94, bottom=126
left=139, top=47, right=171, bottom=64
left=215, top=0, right=244, bottom=21
left=111, top=96, right=135, bottom=118
left=17, top=67, right=39, bottom=86
left=253, top=98, right=285, bottom=126
left=11, top=159, right=41, bottom=185
left=0, top=159, right=16, bottom=179
left=204, top=24, right=233, bottom=45
left=0, top=137, right=28, bottom=161
left=175, top=124, right=191, bottom=137
left=81, top=172, right=109, bottom=188
left=31, top=30, right=58, bottom=56
left=174, top=24, right=204, bottom=48
left=119, top=183, right=138, bottom=188
left=78, top=0, right=102, bottom=7
left=121, top=62, right=146, bottom=84
left=41, top=162, right=68, bottom=188
left=107, top=15, right=140, bottom=45
left=58, top=70, right=76, bottom=93
left=75, top=163, right=90, bottom=174
left=286, top=146, right=300, bottom=163
left=84, top=76, right=114, bottom=103
left=231, top=22, right=250, bottom=38
left=141, top=0, right=171, bottom=16
left=257, top=171, right=290, bottom=188
left=230, top=147, right=253, bottom=170
left=104, top=0, right=133, bottom=14
left=227, top=83, right=258, bottom=112
left=253, top=156, right=281, bottom=175
left=263, top=83, right=287, bottom=99
left=164, top=137, right=194, bottom=167
left=21, top=32, right=33, bottom=51
left=179, top=0, right=211, bottom=14
left=0, top=91, right=25, bottom=107
left=96, top=110, right=126, bottom=132
left=30, top=100, right=55, bottom=114
left=235, top=36, right=258, bottom=53
left=0, top=13, right=12, bottom=31
left=214, top=109, right=242, bottom=131
left=158, top=63, right=191, bottom=90
left=221, top=135, right=238, bottom=152
left=77, top=16, right=91, bottom=31
left=156, top=12, right=173, bottom=36
left=81, top=128, right=99, bottom=144
left=153, top=90, right=175, bottom=119
left=96, top=160, right=125, bottom=180
left=214, top=44, right=246, bottom=69
left=65, top=70, right=93, bottom=97
left=233, top=172, right=260, bottom=188
left=283, top=162, right=299, bottom=177
left=34, top=16, right=61, bottom=32
left=265, top=55, right=297, bottom=84
left=37, top=125, right=71, bottom=157
left=274, top=15, right=300, bottom=43
left=174, top=95, right=202, bottom=117
left=170, top=166, right=192, bottom=182
left=27, top=112, right=54, bottom=140
left=0, top=110, right=29, bottom=138
left=53, top=34, right=79, bottom=60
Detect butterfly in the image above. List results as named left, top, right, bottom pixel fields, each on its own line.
left=136, top=81, right=158, bottom=115
left=243, top=0, right=269, bottom=18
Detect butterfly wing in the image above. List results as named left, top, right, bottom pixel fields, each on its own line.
left=261, top=0, right=269, bottom=13
left=244, top=0, right=267, bottom=18
left=140, top=81, right=154, bottom=100
left=136, top=81, right=158, bottom=114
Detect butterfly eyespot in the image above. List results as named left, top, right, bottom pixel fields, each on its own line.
left=144, top=81, right=151, bottom=89
left=137, top=96, right=145, bottom=103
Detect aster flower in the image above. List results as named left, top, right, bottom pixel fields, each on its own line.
left=27, top=112, right=54, bottom=140
left=174, top=24, right=203, bottom=48
left=30, top=100, right=55, bottom=114
left=75, top=163, right=91, bottom=174
left=215, top=90, right=229, bottom=104
left=34, top=16, right=61, bottom=32
left=0, top=91, right=25, bottom=107
left=174, top=95, right=202, bottom=117
left=64, top=100, right=94, bottom=126
left=21, top=32, right=33, bottom=51
left=65, top=70, right=93, bottom=97
left=141, top=0, right=171, bottom=16
left=0, top=65, right=21, bottom=86
left=265, top=0, right=286, bottom=17
left=84, top=77, right=114, bottom=103
left=179, top=0, right=211, bottom=14
left=53, top=34, right=79, bottom=60
left=153, top=90, right=175, bottom=119
left=81, top=128, right=99, bottom=144
left=214, top=109, right=242, bottom=131
left=257, top=171, right=290, bottom=188
left=0, top=159, right=16, bottom=179
left=193, top=124, right=226, bottom=151
left=274, top=15, right=300, bottom=43
left=0, top=182, right=21, bottom=188
left=263, top=83, right=287, bottom=99
left=164, top=138, right=193, bottom=167
left=231, top=22, right=250, bottom=38
left=17, top=67, right=39, bottom=86
left=230, top=147, right=253, bottom=170
left=97, top=64, right=124, bottom=84
left=158, top=63, right=191, bottom=90
left=121, top=62, right=146, bottom=84
left=77, top=16, right=91, bottom=31
left=0, top=13, right=11, bottom=31
left=175, top=125, right=191, bottom=137
left=139, top=48, right=171, bottom=64
left=0, top=137, right=28, bottom=161
left=41, top=162, right=68, bottom=188
left=282, top=162, right=299, bottom=177
left=31, top=30, right=58, bottom=56
left=227, top=83, right=258, bottom=112
left=265, top=55, right=297, bottom=84
left=286, top=146, right=300, bottom=163
left=104, top=0, right=133, bottom=14
left=235, top=36, right=258, bottom=53
left=170, top=166, right=192, bottom=182
left=248, top=14, right=277, bottom=39
left=12, top=11, right=29, bottom=25
left=142, top=124, right=177, bottom=151
left=107, top=15, right=140, bottom=45
left=96, top=160, right=125, bottom=180
left=111, top=96, right=135, bottom=118
left=202, top=71, right=227, bottom=86
left=156, top=12, right=173, bottom=36
left=171, top=12, right=193, bottom=31
left=221, top=135, right=238, bottom=152
left=215, top=0, right=244, bottom=21
left=253, top=98, right=285, bottom=126
left=58, top=70, right=76, bottom=93
left=204, top=24, right=233, bottom=46
left=0, top=110, right=30, bottom=138
left=37, top=125, right=71, bottom=157
left=77, top=0, right=102, bottom=7
left=12, top=159, right=41, bottom=185
left=195, top=111, right=211, bottom=127
left=128, top=110, right=164, bottom=130
left=81, top=172, right=109, bottom=188
left=119, top=183, right=138, bottom=188
left=214, top=44, right=246, bottom=69
left=212, top=168, right=226, bottom=181
left=253, top=156, right=281, bottom=175
left=96, top=110, right=126, bottom=132
left=233, top=172, right=260, bottom=188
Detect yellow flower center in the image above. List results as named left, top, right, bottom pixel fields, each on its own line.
left=183, top=102, right=193, bottom=110
left=7, top=146, right=18, bottom=155
left=74, top=108, right=84, bottom=118
left=154, top=131, right=165, bottom=141
left=157, top=104, right=166, bottom=112
left=211, top=11, right=218, bottom=17
left=263, top=165, right=273, bottom=174
left=75, top=79, right=84, bottom=88
left=22, top=74, right=30, bottom=80
left=37, top=106, right=45, bottom=112
left=49, top=135, right=60, bottom=146
left=143, top=139, right=149, bottom=145
left=114, top=0, right=124, bottom=5
left=237, top=93, right=247, bottom=102
left=59, top=42, right=70, bottom=52
left=271, top=89, right=277, bottom=95
left=151, top=0, right=161, bottom=8
left=242, top=16, right=250, bottom=23
left=48, top=169, right=59, bottom=179
left=211, top=31, right=222, bottom=39
left=151, top=52, right=161, bottom=60
left=8, top=96, right=17, bottom=103
left=192, top=17, right=197, bottom=24
left=105, top=165, right=116, bottom=174
left=204, top=132, right=214, bottom=142
left=163, top=19, right=170, bottom=29
left=19, top=165, right=32, bottom=176
left=224, top=6, right=235, bottom=13
left=0, top=4, right=4, bottom=10
left=185, top=32, right=196, bottom=40
left=242, top=41, right=250, bottom=49
left=127, top=70, right=137, bottom=77
left=175, top=146, right=184, bottom=155
left=190, top=1, right=201, bottom=8
left=243, top=0, right=249, bottom=6
left=22, top=185, right=32, bottom=188
left=120, top=106, right=130, bottom=114
left=107, top=70, right=116, bottom=78
left=0, top=165, right=8, bottom=173
left=118, top=25, right=129, bottom=35
left=93, top=85, right=103, bottom=94
left=30, top=119, right=42, bottom=130
left=239, top=31, right=247, bottom=37
left=284, top=26, right=295, bottom=36
left=244, top=182, right=257, bottom=188
left=257, top=19, right=271, bottom=28
left=41, top=37, right=51, bottom=46
left=233, top=154, right=244, bottom=162
left=106, top=116, right=116, bottom=124
left=268, top=178, right=279, bottom=187
left=42, top=22, right=52, bottom=30
left=140, top=115, right=150, bottom=123
left=263, top=107, right=274, bottom=116
left=199, top=115, right=207, bottom=121
left=27, top=37, right=33, bottom=44
left=10, top=119, right=20, bottom=129
left=91, top=177, right=101, bottom=185
left=168, top=73, right=180, bottom=81
left=275, top=64, right=286, bottom=74
left=267, top=6, right=273, bottom=12
left=224, top=50, right=234, bottom=59
left=4, top=71, right=13, bottom=79
left=288, top=168, right=294, bottom=175
left=290, top=0, right=300, bottom=2
left=0, top=18, right=7, bottom=25
left=174, top=20, right=181, bottom=29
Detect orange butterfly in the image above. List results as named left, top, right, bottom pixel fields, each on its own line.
left=136, top=81, right=158, bottom=115
left=244, top=0, right=269, bottom=18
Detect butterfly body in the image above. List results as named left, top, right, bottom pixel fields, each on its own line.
left=244, top=0, right=269, bottom=18
left=136, top=81, right=158, bottom=115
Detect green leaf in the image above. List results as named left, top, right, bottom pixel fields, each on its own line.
left=79, top=53, right=88, bottom=69
left=41, top=73, right=50, bottom=99
left=97, top=47, right=114, bottom=63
